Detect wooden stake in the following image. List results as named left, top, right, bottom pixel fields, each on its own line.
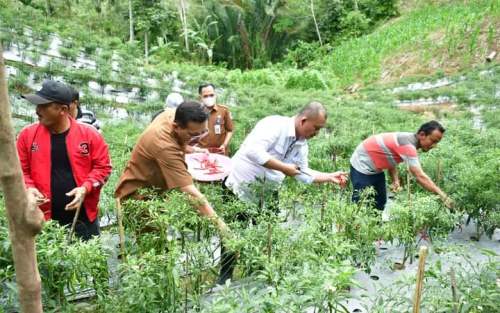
left=412, top=246, right=429, bottom=313
left=407, top=164, right=412, bottom=207
left=267, top=223, right=272, bottom=261
left=320, top=191, right=326, bottom=231
left=67, top=203, right=82, bottom=243
left=115, top=198, right=127, bottom=261
left=436, top=159, right=442, bottom=184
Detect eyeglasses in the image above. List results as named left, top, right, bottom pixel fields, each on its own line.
left=189, top=129, right=208, bottom=139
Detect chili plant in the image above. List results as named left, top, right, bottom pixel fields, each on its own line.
left=383, top=195, right=459, bottom=267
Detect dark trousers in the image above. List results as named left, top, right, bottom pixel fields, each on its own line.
left=218, top=181, right=280, bottom=284
left=350, top=165, right=387, bottom=211
left=57, top=218, right=100, bottom=241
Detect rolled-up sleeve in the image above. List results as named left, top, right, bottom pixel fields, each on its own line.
left=244, top=119, right=280, bottom=165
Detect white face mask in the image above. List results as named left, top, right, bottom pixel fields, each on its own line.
left=202, top=95, right=216, bottom=107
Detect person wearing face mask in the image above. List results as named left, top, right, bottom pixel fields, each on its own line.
left=350, top=120, right=454, bottom=211
left=194, top=83, right=234, bottom=155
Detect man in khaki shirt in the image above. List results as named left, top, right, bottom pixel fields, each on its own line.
left=196, top=83, right=234, bottom=155
left=115, top=102, right=234, bottom=282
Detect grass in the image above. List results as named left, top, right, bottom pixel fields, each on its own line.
left=313, top=0, right=499, bottom=87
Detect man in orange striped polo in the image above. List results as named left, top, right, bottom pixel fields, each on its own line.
left=350, top=120, right=453, bottom=210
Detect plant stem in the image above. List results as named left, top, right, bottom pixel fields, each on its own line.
left=267, top=222, right=272, bottom=262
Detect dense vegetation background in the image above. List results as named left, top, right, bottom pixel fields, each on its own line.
left=0, top=0, right=499, bottom=312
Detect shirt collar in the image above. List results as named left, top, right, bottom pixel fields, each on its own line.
left=409, top=133, right=418, bottom=147
left=205, top=104, right=218, bottom=112
left=288, top=116, right=307, bottom=145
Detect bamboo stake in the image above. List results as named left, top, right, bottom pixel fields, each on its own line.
left=412, top=246, right=429, bottom=313
left=407, top=164, right=412, bottom=207
left=115, top=198, right=126, bottom=261
left=115, top=134, right=129, bottom=260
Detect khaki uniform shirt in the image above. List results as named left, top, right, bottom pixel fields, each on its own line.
left=198, top=104, right=233, bottom=153
left=114, top=109, right=193, bottom=199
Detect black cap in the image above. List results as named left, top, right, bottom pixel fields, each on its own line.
left=22, top=80, right=73, bottom=106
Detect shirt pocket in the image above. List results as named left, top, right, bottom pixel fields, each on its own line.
left=273, top=141, right=287, bottom=157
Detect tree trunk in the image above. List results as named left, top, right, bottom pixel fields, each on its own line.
left=310, top=0, right=323, bottom=46
left=0, top=45, right=45, bottom=313
left=45, top=0, right=52, bottom=16
left=64, top=0, right=72, bottom=14
left=128, top=0, right=134, bottom=42
left=144, top=32, right=149, bottom=64
left=179, top=0, right=189, bottom=52
left=237, top=13, right=252, bottom=69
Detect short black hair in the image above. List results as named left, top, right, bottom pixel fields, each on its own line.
left=69, top=86, right=79, bottom=102
left=198, top=83, right=215, bottom=95
left=417, top=120, right=445, bottom=135
left=174, top=101, right=208, bottom=127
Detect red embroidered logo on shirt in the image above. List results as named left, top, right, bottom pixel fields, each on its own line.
left=31, top=143, right=39, bottom=152
left=79, top=142, right=90, bottom=155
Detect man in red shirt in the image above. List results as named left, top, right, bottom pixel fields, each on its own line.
left=350, top=120, right=453, bottom=210
left=16, top=80, right=112, bottom=240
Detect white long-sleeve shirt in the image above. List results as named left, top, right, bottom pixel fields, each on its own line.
left=225, top=115, right=314, bottom=202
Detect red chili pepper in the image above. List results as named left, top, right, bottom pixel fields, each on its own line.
left=198, top=155, right=221, bottom=174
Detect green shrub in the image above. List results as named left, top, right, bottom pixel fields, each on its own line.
left=285, top=70, right=327, bottom=90
left=384, top=195, right=458, bottom=266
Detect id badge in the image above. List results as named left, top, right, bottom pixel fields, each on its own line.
left=214, top=124, right=221, bottom=135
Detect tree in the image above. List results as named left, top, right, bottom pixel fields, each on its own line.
left=0, top=46, right=45, bottom=312
left=310, top=0, right=322, bottom=46
left=133, top=0, right=181, bottom=62
left=129, top=0, right=134, bottom=42
left=197, top=0, right=309, bottom=68
left=179, top=0, right=189, bottom=52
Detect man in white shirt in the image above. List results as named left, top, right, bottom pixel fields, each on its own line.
left=218, top=102, right=348, bottom=285
left=225, top=101, right=348, bottom=203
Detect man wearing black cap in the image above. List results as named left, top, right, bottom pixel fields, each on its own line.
left=16, top=80, right=112, bottom=240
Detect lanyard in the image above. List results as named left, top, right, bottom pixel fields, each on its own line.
left=283, top=138, right=297, bottom=160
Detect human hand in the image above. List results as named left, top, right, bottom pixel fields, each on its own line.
left=390, top=181, right=402, bottom=192
left=218, top=144, right=226, bottom=155
left=65, top=187, right=87, bottom=211
left=282, top=163, right=300, bottom=177
left=329, top=171, right=349, bottom=188
left=27, top=187, right=50, bottom=206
